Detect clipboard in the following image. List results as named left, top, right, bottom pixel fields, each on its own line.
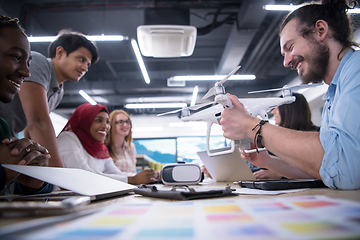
left=134, top=185, right=238, bottom=200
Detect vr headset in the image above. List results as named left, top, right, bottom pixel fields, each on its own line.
left=161, top=162, right=202, bottom=185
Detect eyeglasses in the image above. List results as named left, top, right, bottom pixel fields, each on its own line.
left=115, top=119, right=131, bottom=126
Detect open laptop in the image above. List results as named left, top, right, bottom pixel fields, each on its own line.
left=3, top=164, right=135, bottom=201
left=197, top=147, right=256, bottom=182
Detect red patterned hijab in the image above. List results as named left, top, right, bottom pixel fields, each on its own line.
left=61, top=103, right=110, bottom=159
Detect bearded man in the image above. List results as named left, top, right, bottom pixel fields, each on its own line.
left=220, top=0, right=360, bottom=190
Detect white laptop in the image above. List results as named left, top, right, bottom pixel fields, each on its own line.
left=197, top=147, right=256, bottom=182
left=3, top=164, right=135, bottom=200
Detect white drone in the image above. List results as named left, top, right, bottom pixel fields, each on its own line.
left=158, top=66, right=323, bottom=157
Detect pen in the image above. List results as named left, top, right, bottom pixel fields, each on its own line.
left=243, top=148, right=267, bottom=154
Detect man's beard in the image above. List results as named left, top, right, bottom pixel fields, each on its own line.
left=299, top=39, right=329, bottom=84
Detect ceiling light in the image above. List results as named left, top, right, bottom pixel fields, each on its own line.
left=264, top=4, right=299, bottom=11
left=79, top=90, right=97, bottom=105
left=349, top=8, right=360, bottom=13
left=127, top=96, right=192, bottom=103
left=28, top=36, right=57, bottom=42
left=137, top=25, right=197, bottom=58
left=191, top=86, right=198, bottom=106
left=87, top=35, right=126, bottom=41
left=264, top=4, right=360, bottom=13
left=28, top=34, right=127, bottom=42
left=131, top=39, right=150, bottom=84
left=169, top=75, right=256, bottom=81
left=125, top=103, right=187, bottom=109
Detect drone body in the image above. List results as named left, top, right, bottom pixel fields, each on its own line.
left=181, top=96, right=296, bottom=156
left=157, top=65, right=323, bottom=157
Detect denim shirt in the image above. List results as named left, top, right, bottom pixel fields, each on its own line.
left=320, top=49, right=360, bottom=190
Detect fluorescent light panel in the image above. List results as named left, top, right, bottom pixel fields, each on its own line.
left=131, top=39, right=150, bottom=84
left=79, top=90, right=97, bottom=105
left=125, top=103, right=187, bottom=109
left=126, top=96, right=191, bottom=103
left=264, top=4, right=299, bottom=11
left=170, top=75, right=256, bottom=81
left=264, top=4, right=360, bottom=13
left=28, top=34, right=127, bottom=42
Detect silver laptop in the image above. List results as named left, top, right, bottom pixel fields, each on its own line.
left=3, top=164, right=135, bottom=200
left=197, top=147, right=256, bottom=182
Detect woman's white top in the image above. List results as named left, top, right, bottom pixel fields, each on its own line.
left=113, top=142, right=137, bottom=174
left=57, top=131, right=128, bottom=183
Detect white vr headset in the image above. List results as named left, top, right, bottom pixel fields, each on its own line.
left=161, top=162, right=202, bottom=185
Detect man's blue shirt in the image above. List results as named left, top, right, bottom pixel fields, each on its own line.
left=320, top=49, right=360, bottom=189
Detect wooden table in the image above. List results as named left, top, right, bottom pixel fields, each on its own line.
left=1, top=181, right=360, bottom=239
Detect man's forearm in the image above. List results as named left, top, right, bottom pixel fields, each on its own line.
left=264, top=155, right=314, bottom=179
left=26, top=123, right=64, bottom=168
left=260, top=124, right=324, bottom=178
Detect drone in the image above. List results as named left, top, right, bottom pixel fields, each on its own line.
left=158, top=66, right=324, bottom=157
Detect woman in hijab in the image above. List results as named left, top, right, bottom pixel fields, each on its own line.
left=57, top=103, right=159, bottom=184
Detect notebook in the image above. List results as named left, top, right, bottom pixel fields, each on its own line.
left=197, top=147, right=256, bottom=182
left=3, top=164, right=135, bottom=200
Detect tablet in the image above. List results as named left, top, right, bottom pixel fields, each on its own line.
left=197, top=147, right=256, bottom=182
left=238, top=179, right=327, bottom=190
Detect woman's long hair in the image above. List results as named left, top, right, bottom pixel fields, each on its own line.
left=278, top=93, right=317, bottom=131
left=105, top=109, right=133, bottom=160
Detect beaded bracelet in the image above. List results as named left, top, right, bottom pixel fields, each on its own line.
left=251, top=120, right=268, bottom=153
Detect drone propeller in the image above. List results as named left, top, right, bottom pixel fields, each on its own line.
left=202, top=66, right=241, bottom=100
left=157, top=101, right=215, bottom=117
left=248, top=83, right=324, bottom=97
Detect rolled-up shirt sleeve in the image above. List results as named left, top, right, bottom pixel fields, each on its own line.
left=319, top=50, right=360, bottom=190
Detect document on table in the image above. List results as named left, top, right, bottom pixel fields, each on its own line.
left=13, top=195, right=360, bottom=240
left=236, top=187, right=308, bottom=195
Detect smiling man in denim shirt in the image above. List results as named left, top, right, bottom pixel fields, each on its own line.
left=220, top=0, right=360, bottom=190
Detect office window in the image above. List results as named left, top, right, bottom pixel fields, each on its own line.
left=134, top=138, right=176, bottom=164
left=134, top=136, right=230, bottom=164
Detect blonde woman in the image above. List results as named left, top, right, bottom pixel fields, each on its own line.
left=106, top=110, right=161, bottom=183
left=105, top=110, right=137, bottom=174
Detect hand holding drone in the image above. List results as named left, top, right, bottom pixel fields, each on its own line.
left=158, top=66, right=323, bottom=157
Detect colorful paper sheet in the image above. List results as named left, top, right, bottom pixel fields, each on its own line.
left=22, top=195, right=360, bottom=239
